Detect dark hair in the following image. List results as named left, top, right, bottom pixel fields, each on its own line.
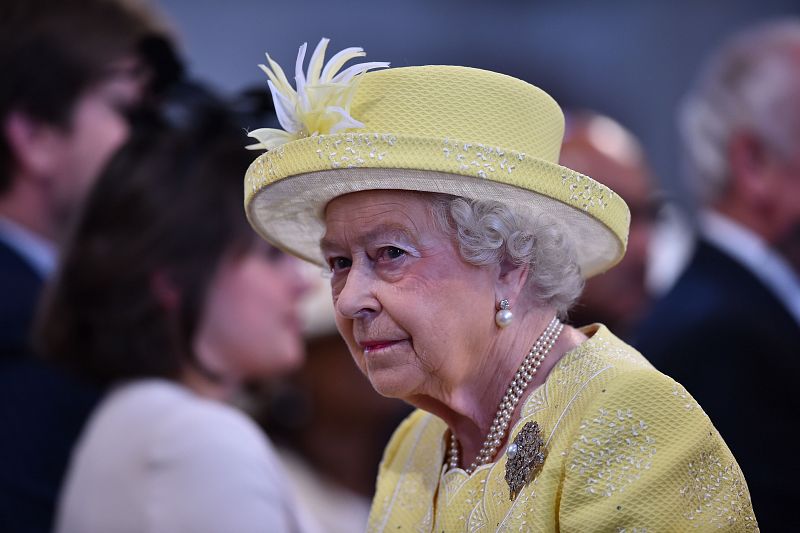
left=37, top=87, right=257, bottom=386
left=0, top=0, right=163, bottom=192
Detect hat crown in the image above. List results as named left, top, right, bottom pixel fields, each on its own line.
left=351, top=66, right=565, bottom=163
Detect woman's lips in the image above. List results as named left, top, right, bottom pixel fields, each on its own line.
left=361, top=340, right=403, bottom=354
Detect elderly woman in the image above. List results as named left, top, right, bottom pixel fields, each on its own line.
left=244, top=39, right=758, bottom=531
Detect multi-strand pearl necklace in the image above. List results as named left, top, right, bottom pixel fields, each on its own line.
left=448, top=316, right=564, bottom=474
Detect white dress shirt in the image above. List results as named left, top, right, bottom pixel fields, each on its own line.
left=0, top=215, right=56, bottom=278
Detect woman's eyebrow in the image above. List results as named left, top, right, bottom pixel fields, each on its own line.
left=320, top=224, right=417, bottom=254
left=361, top=224, right=416, bottom=244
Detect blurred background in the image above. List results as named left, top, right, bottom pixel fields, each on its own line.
left=157, top=0, right=799, bottom=205
left=3, top=1, right=798, bottom=531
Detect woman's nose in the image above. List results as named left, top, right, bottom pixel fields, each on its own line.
left=334, top=264, right=381, bottom=320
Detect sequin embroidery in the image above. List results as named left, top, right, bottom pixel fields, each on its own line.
left=315, top=132, right=397, bottom=169
left=671, top=384, right=700, bottom=412
left=680, top=451, right=758, bottom=531
left=561, top=173, right=615, bottom=211
left=443, top=138, right=524, bottom=178
left=569, top=408, right=657, bottom=497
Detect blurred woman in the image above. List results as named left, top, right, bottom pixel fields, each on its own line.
left=39, top=90, right=314, bottom=533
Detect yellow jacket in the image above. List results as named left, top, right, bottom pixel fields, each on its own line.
left=368, top=325, right=758, bottom=532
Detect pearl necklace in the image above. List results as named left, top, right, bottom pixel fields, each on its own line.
left=447, top=316, right=563, bottom=474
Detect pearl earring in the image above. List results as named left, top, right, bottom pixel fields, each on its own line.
left=495, top=299, right=513, bottom=328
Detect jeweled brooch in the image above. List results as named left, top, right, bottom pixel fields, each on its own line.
left=504, top=421, right=546, bottom=501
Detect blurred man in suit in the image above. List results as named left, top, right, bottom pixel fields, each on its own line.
left=634, top=20, right=800, bottom=530
left=560, top=112, right=659, bottom=338
left=0, top=2, right=173, bottom=530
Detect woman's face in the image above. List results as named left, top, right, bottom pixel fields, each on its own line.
left=194, top=242, right=310, bottom=383
left=322, top=190, right=497, bottom=400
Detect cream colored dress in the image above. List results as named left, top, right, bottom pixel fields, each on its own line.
left=56, top=379, right=318, bottom=533
left=368, top=325, right=758, bottom=532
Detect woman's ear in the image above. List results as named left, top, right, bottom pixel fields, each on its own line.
left=494, top=257, right=529, bottom=306
left=150, top=270, right=180, bottom=311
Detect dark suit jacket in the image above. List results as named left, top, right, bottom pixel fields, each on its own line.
left=0, top=238, right=43, bottom=357
left=634, top=238, right=800, bottom=530
left=0, top=238, right=99, bottom=533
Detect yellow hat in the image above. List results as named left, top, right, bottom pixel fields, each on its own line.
left=245, top=39, right=630, bottom=278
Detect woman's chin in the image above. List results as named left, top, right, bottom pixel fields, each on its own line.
left=366, top=367, right=420, bottom=400
left=246, top=344, right=305, bottom=380
left=272, top=347, right=306, bottom=376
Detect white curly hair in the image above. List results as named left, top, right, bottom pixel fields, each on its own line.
left=429, top=194, right=584, bottom=318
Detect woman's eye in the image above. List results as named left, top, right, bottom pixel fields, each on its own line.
left=378, top=246, right=406, bottom=261
left=329, top=257, right=352, bottom=271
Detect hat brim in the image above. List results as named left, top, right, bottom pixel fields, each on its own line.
left=246, top=146, right=629, bottom=278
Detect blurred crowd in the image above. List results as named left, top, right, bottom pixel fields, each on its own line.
left=0, top=0, right=797, bottom=531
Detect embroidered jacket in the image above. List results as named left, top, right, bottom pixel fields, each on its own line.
left=368, top=325, right=759, bottom=532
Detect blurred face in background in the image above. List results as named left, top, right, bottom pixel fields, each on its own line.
left=763, top=139, right=800, bottom=273
left=765, top=57, right=800, bottom=273
left=194, top=241, right=311, bottom=383
left=45, top=59, right=148, bottom=227
left=560, top=114, right=657, bottom=331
